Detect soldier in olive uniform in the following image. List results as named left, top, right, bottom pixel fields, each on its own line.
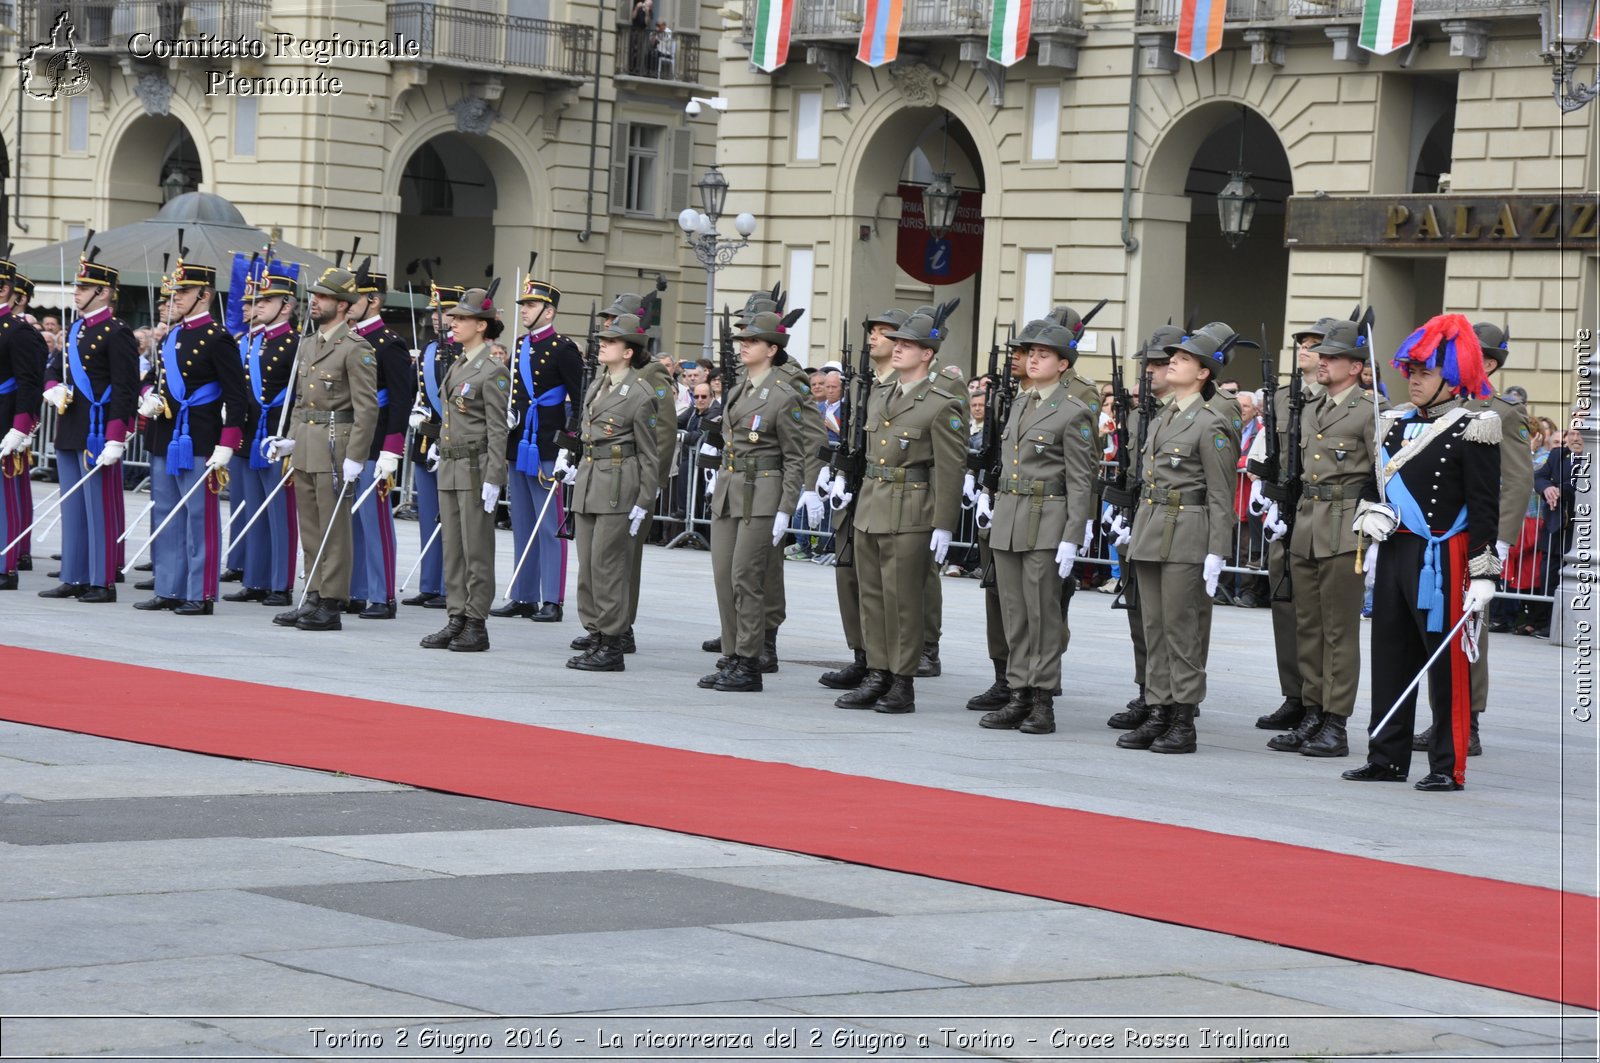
left=1116, top=322, right=1243, bottom=754
left=834, top=305, right=967, bottom=715
left=266, top=266, right=379, bottom=632
left=566, top=313, right=661, bottom=672
left=628, top=313, right=677, bottom=654
left=404, top=281, right=464, bottom=609
left=420, top=284, right=511, bottom=652
left=699, top=310, right=809, bottom=692
left=1267, top=320, right=1384, bottom=758
left=976, top=323, right=1099, bottom=734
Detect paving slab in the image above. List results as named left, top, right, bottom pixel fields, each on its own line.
left=255, top=928, right=965, bottom=1015
left=0, top=754, right=405, bottom=801
left=253, top=870, right=879, bottom=938
left=679, top=865, right=1071, bottom=916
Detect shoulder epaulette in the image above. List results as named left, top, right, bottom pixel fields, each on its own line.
left=927, top=384, right=958, bottom=401
left=1462, top=410, right=1502, bottom=445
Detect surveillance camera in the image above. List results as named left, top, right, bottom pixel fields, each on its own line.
left=685, top=99, right=701, bottom=116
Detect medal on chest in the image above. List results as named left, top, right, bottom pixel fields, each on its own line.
left=455, top=381, right=474, bottom=412
left=748, top=413, right=761, bottom=443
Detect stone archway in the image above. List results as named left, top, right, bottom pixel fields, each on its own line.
left=101, top=112, right=205, bottom=229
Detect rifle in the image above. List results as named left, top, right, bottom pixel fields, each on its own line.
left=820, top=317, right=853, bottom=473
left=972, top=319, right=1020, bottom=588
left=1247, top=330, right=1302, bottom=601
left=833, top=317, right=874, bottom=568
left=556, top=301, right=600, bottom=541
left=1110, top=356, right=1155, bottom=612
left=700, top=305, right=736, bottom=457
left=1100, top=337, right=1134, bottom=507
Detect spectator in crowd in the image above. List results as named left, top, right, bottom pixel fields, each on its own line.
left=39, top=312, right=61, bottom=339
left=969, top=388, right=989, bottom=451
left=1490, top=416, right=1557, bottom=633
left=1218, top=379, right=1241, bottom=398
left=674, top=382, right=717, bottom=519
left=650, top=20, right=675, bottom=79
left=489, top=342, right=510, bottom=366
left=674, top=359, right=696, bottom=415
left=1518, top=426, right=1584, bottom=638
left=710, top=372, right=724, bottom=402
left=819, top=364, right=844, bottom=445
left=629, top=0, right=654, bottom=74
left=1503, top=385, right=1528, bottom=406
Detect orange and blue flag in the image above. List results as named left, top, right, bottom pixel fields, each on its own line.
left=857, top=0, right=903, bottom=68
left=1175, top=0, right=1226, bottom=62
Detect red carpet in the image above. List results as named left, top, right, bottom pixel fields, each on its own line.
left=1, top=644, right=1594, bottom=1009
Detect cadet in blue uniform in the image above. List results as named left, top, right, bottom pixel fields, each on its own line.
left=222, top=267, right=300, bottom=607
left=36, top=247, right=138, bottom=602
left=345, top=262, right=414, bottom=619
left=0, top=253, right=47, bottom=589
left=404, top=281, right=463, bottom=610
left=493, top=273, right=582, bottom=622
left=134, top=257, right=250, bottom=615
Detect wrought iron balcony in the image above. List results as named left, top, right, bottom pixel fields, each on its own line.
left=744, top=0, right=1083, bottom=42
left=615, top=23, right=703, bottom=84
left=389, top=2, right=593, bottom=81
left=1134, top=0, right=1540, bottom=28
left=26, top=0, right=269, bottom=54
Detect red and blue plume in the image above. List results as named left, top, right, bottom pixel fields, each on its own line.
left=1391, top=313, right=1491, bottom=399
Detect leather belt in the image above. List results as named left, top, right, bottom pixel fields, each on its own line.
left=999, top=477, right=1065, bottom=497
left=1302, top=483, right=1352, bottom=501
left=298, top=409, right=354, bottom=424
left=864, top=464, right=930, bottom=483
left=438, top=442, right=485, bottom=460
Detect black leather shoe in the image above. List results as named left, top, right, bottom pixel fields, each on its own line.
left=916, top=642, right=941, bottom=678
left=134, top=561, right=153, bottom=571
left=570, top=631, right=596, bottom=651
left=980, top=688, right=1033, bottom=730
left=423, top=594, right=448, bottom=609
left=967, top=659, right=1011, bottom=711
left=1256, top=697, right=1306, bottom=730
left=569, top=635, right=625, bottom=671
left=0, top=572, right=16, bottom=591
left=448, top=617, right=490, bottom=652
left=1342, top=762, right=1407, bottom=782
left=1106, top=693, right=1149, bottom=729
left=617, top=627, right=637, bottom=654
left=755, top=629, right=779, bottom=673
left=296, top=598, right=344, bottom=631
left=701, top=635, right=722, bottom=653
left=46, top=569, right=60, bottom=578
left=1486, top=619, right=1512, bottom=634
left=1019, top=690, right=1056, bottom=735
left=174, top=599, right=214, bottom=616
left=220, top=568, right=243, bottom=583
left=1117, top=704, right=1171, bottom=749
left=1300, top=714, right=1349, bottom=758
left=262, top=591, right=292, bottom=607
left=37, top=582, right=87, bottom=599
left=490, top=600, right=537, bottom=618
left=530, top=602, right=563, bottom=623
left=714, top=656, right=763, bottom=692
left=835, top=669, right=892, bottom=709
left=402, top=591, right=435, bottom=606
left=133, top=595, right=180, bottom=611
left=78, top=585, right=116, bottom=604
left=874, top=675, right=915, bottom=714
left=343, top=599, right=368, bottom=615
left=1414, top=773, right=1464, bottom=792
left=1411, top=725, right=1432, bottom=751
left=1268, top=705, right=1324, bottom=752
left=422, top=616, right=466, bottom=649
left=134, top=578, right=156, bottom=591
left=360, top=599, right=397, bottom=620
left=273, top=593, right=318, bottom=627
left=16, top=555, right=30, bottom=571
left=819, top=649, right=868, bottom=690
left=223, top=587, right=267, bottom=603
left=1150, top=704, right=1197, bottom=754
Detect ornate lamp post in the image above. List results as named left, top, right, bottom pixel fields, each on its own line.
left=922, top=172, right=960, bottom=240
left=677, top=165, right=757, bottom=360
left=1541, top=0, right=1600, bottom=112
left=1217, top=108, right=1258, bottom=249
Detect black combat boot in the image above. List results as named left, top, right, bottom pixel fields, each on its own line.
left=714, top=656, right=764, bottom=692
left=570, top=631, right=596, bottom=651
left=1150, top=704, right=1197, bottom=754
left=1020, top=689, right=1056, bottom=734
left=965, top=659, right=1011, bottom=711
left=570, top=634, right=626, bottom=671
left=916, top=642, right=941, bottom=677
left=1299, top=713, right=1349, bottom=757
left=273, top=592, right=319, bottom=627
left=1106, top=691, right=1149, bottom=730
left=448, top=617, right=490, bottom=652
left=1116, top=704, right=1172, bottom=749
left=874, top=675, right=915, bottom=714
left=835, top=669, right=892, bottom=709
left=1469, top=714, right=1481, bottom=756
left=698, top=657, right=733, bottom=688
left=980, top=687, right=1033, bottom=730
left=754, top=629, right=779, bottom=673
left=296, top=597, right=344, bottom=631
left=1256, top=697, right=1306, bottom=730
left=819, top=649, right=868, bottom=690
left=421, top=615, right=466, bottom=649
left=1267, top=704, right=1323, bottom=752
left=617, top=627, right=637, bottom=654
left=343, top=599, right=368, bottom=615
left=701, top=635, right=722, bottom=653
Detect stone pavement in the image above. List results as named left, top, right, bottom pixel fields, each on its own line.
left=0, top=483, right=1594, bottom=1060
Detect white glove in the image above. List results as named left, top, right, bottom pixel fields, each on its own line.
left=1495, top=540, right=1510, bottom=565
left=771, top=511, right=791, bottom=546
left=481, top=482, right=501, bottom=512
left=1247, top=478, right=1268, bottom=517
left=553, top=449, right=575, bottom=482
left=1203, top=553, right=1224, bottom=597
left=1109, top=511, right=1131, bottom=548
left=0, top=428, right=25, bottom=457
left=961, top=471, right=978, bottom=508
left=341, top=458, right=363, bottom=483
left=137, top=390, right=165, bottom=418
left=703, top=468, right=718, bottom=498
left=376, top=451, right=401, bottom=479
left=1055, top=541, right=1079, bottom=579
left=699, top=441, right=721, bottom=459
left=798, top=490, right=824, bottom=526
left=94, top=440, right=126, bottom=468
left=1263, top=503, right=1288, bottom=543
left=42, top=384, right=69, bottom=413
left=1352, top=501, right=1399, bottom=542
left=628, top=504, right=648, bottom=537
left=974, top=491, right=994, bottom=530
left=1081, top=519, right=1094, bottom=553
left=205, top=444, right=233, bottom=472
left=426, top=444, right=440, bottom=473
left=1363, top=543, right=1378, bottom=590
left=1464, top=578, right=1496, bottom=614
left=816, top=466, right=834, bottom=495
left=930, top=528, right=952, bottom=565
left=408, top=407, right=427, bottom=430
left=828, top=475, right=852, bottom=511
left=265, top=436, right=295, bottom=461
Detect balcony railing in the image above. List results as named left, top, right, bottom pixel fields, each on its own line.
left=30, top=0, right=268, bottom=53
left=389, top=2, right=592, bottom=80
left=614, top=23, right=703, bottom=83
left=1134, top=0, right=1540, bottom=26
left=753, top=0, right=1083, bottom=41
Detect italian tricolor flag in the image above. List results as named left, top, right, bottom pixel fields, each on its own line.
left=751, top=0, right=794, bottom=72
left=987, top=0, right=1032, bottom=67
left=1359, top=0, right=1413, bottom=55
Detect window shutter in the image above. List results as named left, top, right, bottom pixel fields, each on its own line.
left=610, top=120, right=631, bottom=216
left=667, top=126, right=693, bottom=221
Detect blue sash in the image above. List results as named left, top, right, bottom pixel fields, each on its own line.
left=67, top=320, right=114, bottom=459
left=0, top=378, right=14, bottom=395
left=377, top=388, right=389, bottom=409
left=160, top=326, right=222, bottom=474
left=423, top=342, right=442, bottom=414
left=515, top=336, right=567, bottom=475
left=246, top=331, right=289, bottom=469
left=1382, top=433, right=1468, bottom=633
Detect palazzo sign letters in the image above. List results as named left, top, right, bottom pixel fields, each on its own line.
left=1284, top=194, right=1600, bottom=250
